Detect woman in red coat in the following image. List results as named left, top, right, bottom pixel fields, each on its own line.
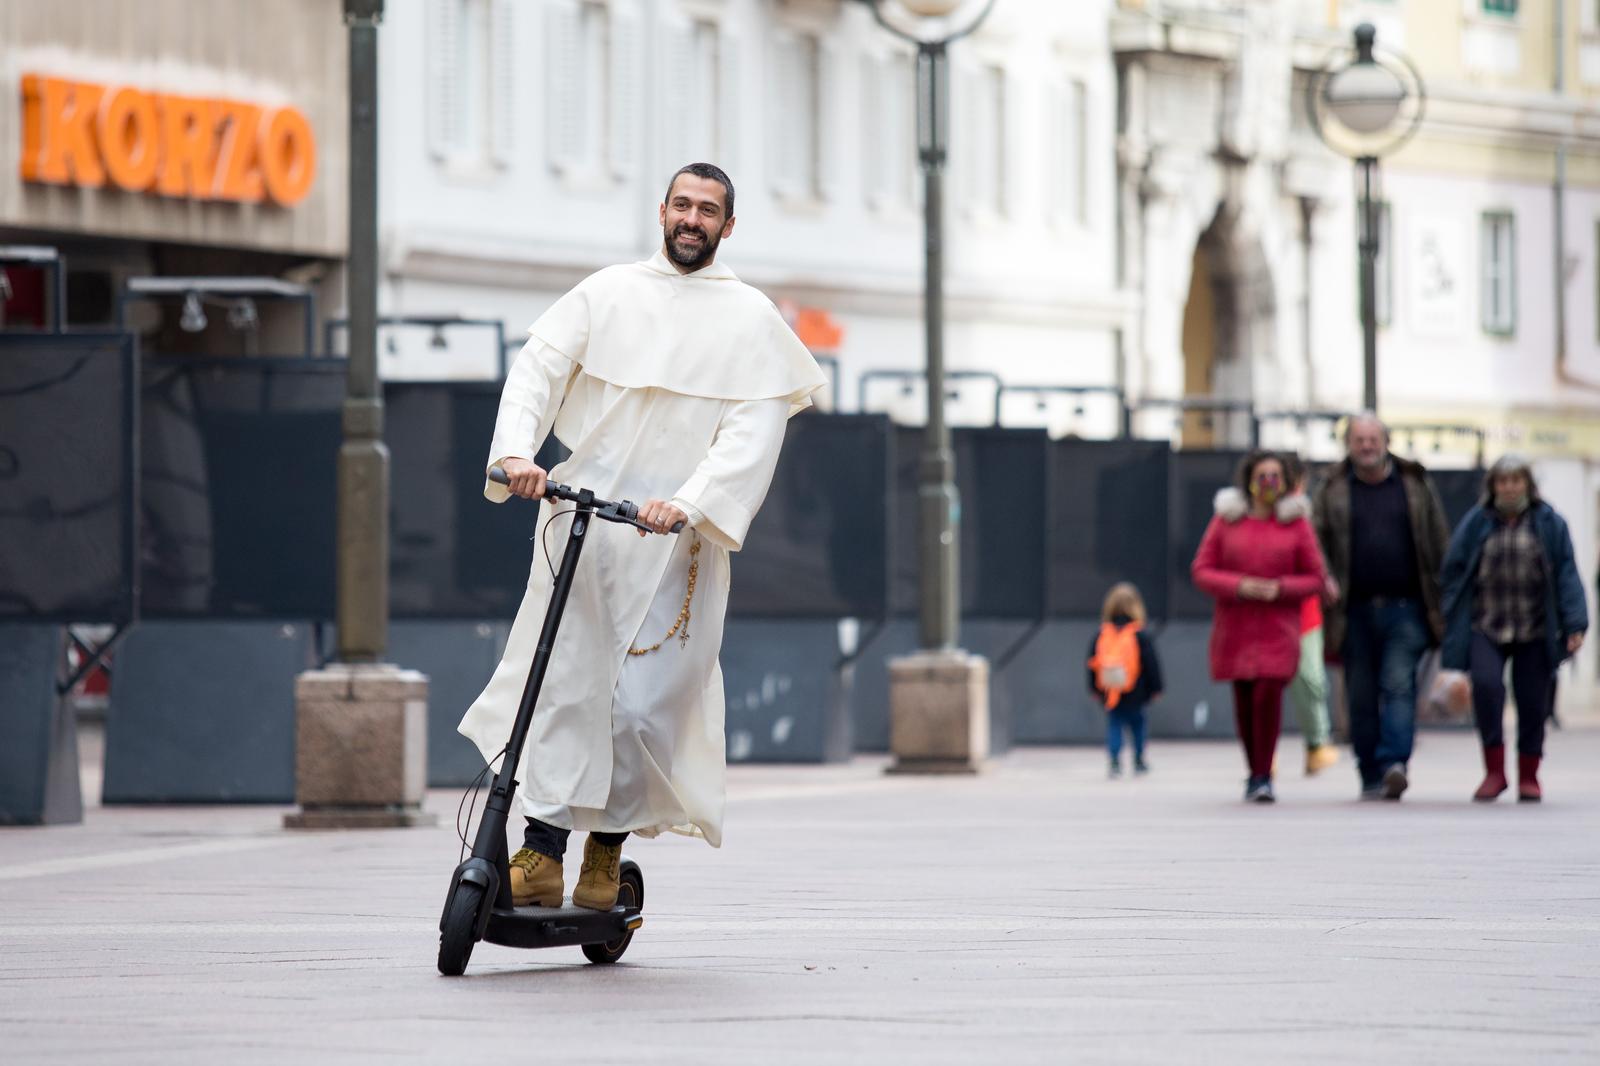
left=1191, top=450, right=1327, bottom=803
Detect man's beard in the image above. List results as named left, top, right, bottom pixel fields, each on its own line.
left=664, top=222, right=719, bottom=269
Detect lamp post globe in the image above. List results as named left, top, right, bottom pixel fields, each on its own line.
left=1322, top=26, right=1408, bottom=136
left=1309, top=22, right=1424, bottom=415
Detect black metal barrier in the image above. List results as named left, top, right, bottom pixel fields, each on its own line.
left=0, top=332, right=138, bottom=624
left=890, top=426, right=1052, bottom=619
left=140, top=357, right=342, bottom=617
left=121, top=355, right=1493, bottom=627
left=1430, top=468, right=1486, bottom=529
left=1046, top=439, right=1170, bottom=619
left=729, top=414, right=891, bottom=618
left=133, top=361, right=894, bottom=621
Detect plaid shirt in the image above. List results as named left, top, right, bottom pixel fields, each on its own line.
left=1474, top=514, right=1546, bottom=645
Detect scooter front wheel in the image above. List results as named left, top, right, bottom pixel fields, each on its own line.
left=438, top=883, right=486, bottom=976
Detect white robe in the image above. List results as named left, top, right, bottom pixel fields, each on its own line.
left=457, top=251, right=825, bottom=846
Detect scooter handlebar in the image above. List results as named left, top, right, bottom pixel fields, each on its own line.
left=488, top=465, right=684, bottom=534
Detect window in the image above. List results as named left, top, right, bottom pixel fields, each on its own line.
left=1481, top=211, right=1516, bottom=335
left=972, top=65, right=1007, bottom=217
left=427, top=0, right=514, bottom=166
left=863, top=51, right=916, bottom=211
left=1048, top=79, right=1088, bottom=226
left=1482, top=0, right=1518, bottom=15
left=687, top=21, right=721, bottom=159
left=770, top=28, right=822, bottom=201
left=1594, top=221, right=1600, bottom=341
left=545, top=0, right=639, bottom=179
left=1354, top=202, right=1393, bottom=328
left=661, top=17, right=738, bottom=175
left=1370, top=202, right=1393, bottom=326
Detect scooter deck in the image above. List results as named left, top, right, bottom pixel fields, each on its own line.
left=483, top=900, right=643, bottom=950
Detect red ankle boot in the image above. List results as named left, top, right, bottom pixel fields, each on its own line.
left=1473, top=744, right=1508, bottom=802
left=1517, top=754, right=1542, bottom=803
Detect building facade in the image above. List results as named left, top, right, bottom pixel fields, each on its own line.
left=375, top=0, right=1129, bottom=433
left=1118, top=0, right=1600, bottom=702
left=0, top=0, right=348, bottom=353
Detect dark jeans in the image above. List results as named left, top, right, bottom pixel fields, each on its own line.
left=1469, top=632, right=1552, bottom=758
left=523, top=818, right=627, bottom=861
left=1232, top=678, right=1286, bottom=780
left=1343, top=598, right=1430, bottom=786
left=1106, top=706, right=1147, bottom=763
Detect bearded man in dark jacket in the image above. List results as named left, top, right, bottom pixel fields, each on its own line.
left=1312, top=414, right=1451, bottom=801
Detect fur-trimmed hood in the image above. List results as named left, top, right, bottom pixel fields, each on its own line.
left=1214, top=487, right=1312, bottom=524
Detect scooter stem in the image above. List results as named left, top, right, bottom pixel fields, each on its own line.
left=471, top=501, right=594, bottom=858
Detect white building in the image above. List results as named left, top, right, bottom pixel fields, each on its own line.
left=1116, top=0, right=1600, bottom=706
left=371, top=0, right=1600, bottom=703
left=372, top=0, right=1127, bottom=433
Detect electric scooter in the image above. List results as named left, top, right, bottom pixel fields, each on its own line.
left=437, top=466, right=682, bottom=977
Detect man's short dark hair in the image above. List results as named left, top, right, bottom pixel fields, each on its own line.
left=665, top=163, right=735, bottom=218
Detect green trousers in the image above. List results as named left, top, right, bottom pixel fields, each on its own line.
left=1286, top=627, right=1332, bottom=750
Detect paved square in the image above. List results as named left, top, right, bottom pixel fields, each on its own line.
left=3, top=728, right=1598, bottom=1064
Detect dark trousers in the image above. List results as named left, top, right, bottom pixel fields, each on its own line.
left=1106, top=705, right=1147, bottom=764
left=1468, top=632, right=1552, bottom=758
left=1343, top=599, right=1431, bottom=786
left=1232, top=679, right=1286, bottom=780
left=523, top=818, right=627, bottom=861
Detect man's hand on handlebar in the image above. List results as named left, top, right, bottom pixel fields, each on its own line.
left=499, top=457, right=548, bottom=500
left=637, top=500, right=688, bottom=537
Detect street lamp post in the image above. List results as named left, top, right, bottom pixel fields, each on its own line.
left=1308, top=23, right=1425, bottom=413
left=285, top=0, right=432, bottom=830
left=863, top=0, right=996, bottom=774
left=862, top=0, right=994, bottom=651
left=340, top=0, right=388, bottom=662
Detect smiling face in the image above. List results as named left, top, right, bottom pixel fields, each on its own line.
left=659, top=173, right=735, bottom=271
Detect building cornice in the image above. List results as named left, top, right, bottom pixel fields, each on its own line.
left=386, top=230, right=1138, bottom=331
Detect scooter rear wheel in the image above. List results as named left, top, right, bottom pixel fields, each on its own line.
left=438, top=883, right=485, bottom=976
left=581, top=867, right=644, bottom=964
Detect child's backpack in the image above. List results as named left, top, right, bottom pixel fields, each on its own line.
left=1088, top=622, right=1143, bottom=709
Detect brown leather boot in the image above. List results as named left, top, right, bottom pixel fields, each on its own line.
left=1517, top=754, right=1542, bottom=803
left=1473, top=744, right=1508, bottom=802
left=572, top=837, right=623, bottom=911
left=508, top=848, right=563, bottom=908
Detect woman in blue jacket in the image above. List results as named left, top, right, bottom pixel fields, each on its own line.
left=1440, top=456, right=1588, bottom=803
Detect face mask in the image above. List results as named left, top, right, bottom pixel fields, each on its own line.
left=1251, top=476, right=1283, bottom=505
left=1494, top=493, right=1529, bottom=517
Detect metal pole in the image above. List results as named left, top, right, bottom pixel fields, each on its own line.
left=338, top=0, right=388, bottom=663
left=917, top=41, right=958, bottom=652
left=1357, top=155, right=1379, bottom=413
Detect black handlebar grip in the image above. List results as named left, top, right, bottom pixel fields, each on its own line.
left=671, top=521, right=686, bottom=534
left=488, top=465, right=509, bottom=485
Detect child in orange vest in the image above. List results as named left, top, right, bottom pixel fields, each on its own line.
left=1087, top=582, right=1164, bottom=777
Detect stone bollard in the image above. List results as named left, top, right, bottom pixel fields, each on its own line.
left=283, top=663, right=435, bottom=828
left=885, top=650, right=990, bottom=775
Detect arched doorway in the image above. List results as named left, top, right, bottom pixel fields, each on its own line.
left=1179, top=203, right=1275, bottom=449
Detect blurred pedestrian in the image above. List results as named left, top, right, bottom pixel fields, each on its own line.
left=1440, top=456, right=1588, bottom=803
left=1283, top=454, right=1340, bottom=775
left=1087, top=582, right=1163, bottom=778
left=1312, top=414, right=1450, bottom=801
left=1193, top=451, right=1327, bottom=802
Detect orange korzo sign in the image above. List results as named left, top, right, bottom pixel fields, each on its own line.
left=18, top=74, right=316, bottom=207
